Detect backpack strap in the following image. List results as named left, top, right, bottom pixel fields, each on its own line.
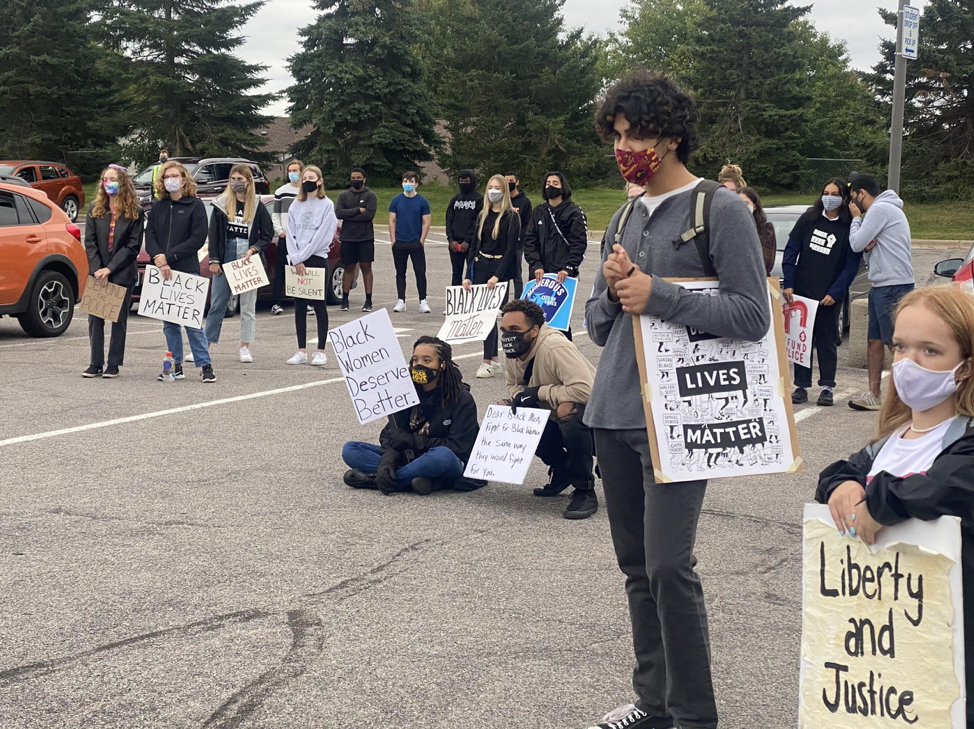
left=942, top=415, right=974, bottom=451
left=613, top=196, right=641, bottom=247
left=676, top=180, right=720, bottom=277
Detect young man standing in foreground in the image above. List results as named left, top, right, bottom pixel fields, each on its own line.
left=582, top=71, right=770, bottom=729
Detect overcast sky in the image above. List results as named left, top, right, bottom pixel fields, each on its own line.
left=244, top=0, right=925, bottom=116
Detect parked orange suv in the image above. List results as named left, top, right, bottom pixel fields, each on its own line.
left=0, top=161, right=86, bottom=222
left=0, top=182, right=88, bottom=337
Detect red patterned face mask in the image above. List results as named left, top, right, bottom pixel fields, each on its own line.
left=615, top=144, right=667, bottom=185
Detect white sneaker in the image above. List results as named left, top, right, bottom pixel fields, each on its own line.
left=286, top=351, right=308, bottom=365
left=476, top=363, right=494, bottom=379
left=491, top=361, right=502, bottom=373
left=185, top=352, right=194, bottom=363
left=239, top=346, right=253, bottom=363
left=393, top=299, right=406, bottom=313
left=311, top=351, right=327, bottom=366
left=419, top=299, right=431, bottom=314
left=308, top=305, right=314, bottom=314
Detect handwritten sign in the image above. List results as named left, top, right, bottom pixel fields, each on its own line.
left=137, top=265, right=208, bottom=327
left=437, top=282, right=509, bottom=344
left=463, top=404, right=547, bottom=485
left=79, top=277, right=126, bottom=323
left=520, top=274, right=578, bottom=331
left=785, top=295, right=819, bottom=369
left=225, top=256, right=269, bottom=295
left=328, top=308, right=419, bottom=425
left=285, top=266, right=326, bottom=300
left=800, top=504, right=965, bottom=727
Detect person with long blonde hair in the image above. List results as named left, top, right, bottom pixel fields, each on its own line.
left=817, top=286, right=974, bottom=721
left=198, top=164, right=274, bottom=363
left=462, top=173, right=521, bottom=378
left=82, top=164, right=145, bottom=378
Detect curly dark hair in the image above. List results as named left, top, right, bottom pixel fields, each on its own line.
left=596, top=71, right=699, bottom=164
left=411, top=336, right=463, bottom=407
left=501, top=299, right=546, bottom=329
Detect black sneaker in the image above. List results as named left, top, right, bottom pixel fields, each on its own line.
left=585, top=706, right=653, bottom=729
left=565, top=489, right=599, bottom=520
left=534, top=464, right=572, bottom=497
left=340, top=296, right=349, bottom=311
left=344, top=469, right=378, bottom=489
left=271, top=304, right=284, bottom=315
left=102, top=365, right=120, bottom=379
left=156, top=364, right=183, bottom=382
left=82, top=366, right=102, bottom=378
left=817, top=388, right=834, bottom=406
left=201, top=365, right=217, bottom=383
left=362, top=299, right=373, bottom=313
left=792, top=386, right=808, bottom=404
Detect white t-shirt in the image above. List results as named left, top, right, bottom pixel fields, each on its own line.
left=639, top=177, right=702, bottom=220
left=867, top=417, right=957, bottom=482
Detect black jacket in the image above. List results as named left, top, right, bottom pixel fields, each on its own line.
left=445, top=169, right=482, bottom=251
left=144, top=196, right=208, bottom=275
left=466, top=209, right=520, bottom=282
left=523, top=191, right=587, bottom=277
left=379, top=382, right=479, bottom=466
left=335, top=186, right=377, bottom=242
left=84, top=203, right=145, bottom=288
left=207, top=196, right=274, bottom=265
left=511, top=190, right=532, bottom=243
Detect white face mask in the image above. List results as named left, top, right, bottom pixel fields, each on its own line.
left=164, top=177, right=182, bottom=193
left=487, top=189, right=503, bottom=203
left=892, top=358, right=966, bottom=412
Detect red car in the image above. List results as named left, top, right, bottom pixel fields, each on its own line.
left=935, top=246, right=974, bottom=294
left=0, top=161, right=86, bottom=222
left=130, top=195, right=348, bottom=314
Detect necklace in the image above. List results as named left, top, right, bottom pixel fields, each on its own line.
left=909, top=417, right=954, bottom=434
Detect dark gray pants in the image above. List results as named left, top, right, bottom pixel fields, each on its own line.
left=534, top=404, right=594, bottom=484
left=88, top=287, right=132, bottom=368
left=594, top=427, right=717, bottom=729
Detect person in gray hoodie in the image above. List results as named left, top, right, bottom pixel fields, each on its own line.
left=847, top=174, right=914, bottom=412
left=582, top=71, right=770, bottom=729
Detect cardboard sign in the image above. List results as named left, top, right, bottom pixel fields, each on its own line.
left=79, top=277, right=127, bottom=323
left=633, top=278, right=802, bottom=482
left=137, top=265, right=208, bottom=328
left=328, top=308, right=420, bottom=425
left=438, top=282, right=509, bottom=344
left=784, top=295, right=820, bottom=369
left=225, top=256, right=269, bottom=295
left=463, top=404, right=548, bottom=485
left=285, top=266, right=326, bottom=301
left=520, top=275, right=578, bottom=331
left=800, top=504, right=965, bottom=727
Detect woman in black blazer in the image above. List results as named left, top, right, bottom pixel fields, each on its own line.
left=82, top=165, right=145, bottom=378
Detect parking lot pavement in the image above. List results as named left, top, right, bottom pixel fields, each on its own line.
left=0, top=241, right=963, bottom=728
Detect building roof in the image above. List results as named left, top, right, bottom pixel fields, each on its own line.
left=257, top=117, right=312, bottom=157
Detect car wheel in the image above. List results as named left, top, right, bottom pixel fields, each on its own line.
left=61, top=195, right=79, bottom=222
left=18, top=270, right=74, bottom=337
left=226, top=294, right=239, bottom=317
left=327, top=262, right=344, bottom=305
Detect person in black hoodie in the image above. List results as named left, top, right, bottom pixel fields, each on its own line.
left=783, top=178, right=862, bottom=407
left=463, top=174, right=521, bottom=379
left=506, top=171, right=532, bottom=298
left=522, top=171, right=587, bottom=340
left=335, top=167, right=378, bottom=312
left=145, top=161, right=216, bottom=383
left=341, top=336, right=481, bottom=495
left=445, top=169, right=481, bottom=286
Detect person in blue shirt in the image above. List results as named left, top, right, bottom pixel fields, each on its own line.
left=388, top=172, right=432, bottom=313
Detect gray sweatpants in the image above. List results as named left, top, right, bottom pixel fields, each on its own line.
left=594, top=428, right=718, bottom=729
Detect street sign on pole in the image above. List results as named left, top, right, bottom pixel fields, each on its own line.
left=901, top=5, right=920, bottom=60
left=887, top=0, right=912, bottom=194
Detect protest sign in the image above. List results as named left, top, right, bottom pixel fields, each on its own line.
left=225, top=256, right=269, bottom=295
left=285, top=266, right=326, bottom=301
left=784, top=295, right=820, bottom=369
left=520, top=274, right=578, bottom=331
left=800, top=504, right=965, bottom=727
left=328, top=308, right=419, bottom=425
left=79, top=277, right=127, bottom=323
left=463, top=404, right=548, bottom=485
left=437, top=282, right=509, bottom=344
left=633, top=277, right=801, bottom=482
left=137, top=265, right=208, bottom=328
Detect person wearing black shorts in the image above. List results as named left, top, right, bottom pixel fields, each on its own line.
left=335, top=168, right=377, bottom=312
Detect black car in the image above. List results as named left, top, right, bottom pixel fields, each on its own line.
left=134, top=157, right=270, bottom=207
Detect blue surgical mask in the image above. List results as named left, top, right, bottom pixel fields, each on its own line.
left=822, top=195, right=843, bottom=211
left=402, top=183, right=415, bottom=194
left=288, top=172, right=300, bottom=184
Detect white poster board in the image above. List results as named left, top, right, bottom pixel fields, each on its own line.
left=784, top=295, right=820, bottom=369
left=328, top=308, right=420, bottom=425
left=800, top=504, right=965, bottom=727
left=634, top=279, right=801, bottom=483
left=137, top=265, right=209, bottom=328
left=463, top=404, right=548, bottom=485
left=437, top=282, right=509, bottom=344
left=225, top=256, right=269, bottom=295
left=285, top=266, right=326, bottom=301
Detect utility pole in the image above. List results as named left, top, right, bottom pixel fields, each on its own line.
left=888, top=0, right=919, bottom=193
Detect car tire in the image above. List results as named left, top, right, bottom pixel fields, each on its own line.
left=327, top=262, right=344, bottom=305
left=61, top=195, right=80, bottom=222
left=226, top=294, right=239, bottom=317
left=18, top=270, right=74, bottom=337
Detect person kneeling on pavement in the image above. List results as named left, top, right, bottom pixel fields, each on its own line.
left=342, top=336, right=482, bottom=495
left=499, top=300, right=599, bottom=519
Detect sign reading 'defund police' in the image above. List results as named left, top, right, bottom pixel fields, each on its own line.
left=520, top=274, right=578, bottom=331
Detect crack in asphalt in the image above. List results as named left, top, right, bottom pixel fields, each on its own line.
left=700, top=508, right=802, bottom=535
left=46, top=507, right=220, bottom=530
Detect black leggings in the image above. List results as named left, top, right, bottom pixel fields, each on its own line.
left=474, top=257, right=508, bottom=360
left=294, top=254, right=329, bottom=349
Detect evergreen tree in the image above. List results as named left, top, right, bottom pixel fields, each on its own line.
left=288, top=0, right=440, bottom=187
left=607, top=0, right=707, bottom=83
left=98, top=0, right=273, bottom=165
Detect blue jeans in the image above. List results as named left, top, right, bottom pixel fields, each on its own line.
left=206, top=238, right=258, bottom=345
left=163, top=321, right=210, bottom=367
left=341, top=442, right=464, bottom=491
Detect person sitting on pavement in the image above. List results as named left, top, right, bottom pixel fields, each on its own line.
left=342, top=336, right=481, bottom=495
left=498, top=300, right=599, bottom=520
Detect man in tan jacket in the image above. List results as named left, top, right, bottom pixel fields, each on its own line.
left=499, top=300, right=598, bottom=519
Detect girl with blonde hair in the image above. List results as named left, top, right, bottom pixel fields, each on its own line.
left=462, top=174, right=521, bottom=378
left=718, top=163, right=746, bottom=192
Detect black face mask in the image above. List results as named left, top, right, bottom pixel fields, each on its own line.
left=501, top=330, right=534, bottom=358
left=508, top=182, right=517, bottom=192
left=351, top=180, right=364, bottom=190
left=411, top=364, right=439, bottom=385
left=545, top=186, right=562, bottom=200
left=159, top=157, right=168, bottom=163
left=459, top=181, right=473, bottom=194
left=302, top=180, right=319, bottom=194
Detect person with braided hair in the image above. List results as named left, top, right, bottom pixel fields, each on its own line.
left=341, top=336, right=482, bottom=494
